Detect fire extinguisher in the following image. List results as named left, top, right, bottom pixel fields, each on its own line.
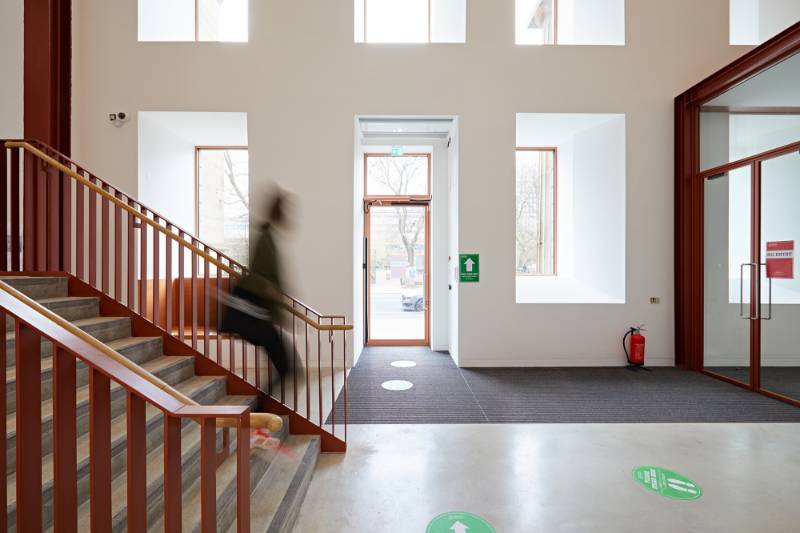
left=623, top=325, right=646, bottom=368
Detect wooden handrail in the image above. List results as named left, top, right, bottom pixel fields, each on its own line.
left=4, top=141, right=352, bottom=332
left=0, top=279, right=282, bottom=432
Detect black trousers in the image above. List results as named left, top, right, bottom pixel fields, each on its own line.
left=220, top=287, right=290, bottom=377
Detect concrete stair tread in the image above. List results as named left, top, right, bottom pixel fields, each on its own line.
left=5, top=367, right=222, bottom=515
left=5, top=355, right=197, bottom=439
left=35, top=296, right=97, bottom=305
left=0, top=277, right=69, bottom=299
left=75, top=420, right=225, bottom=532
left=106, top=335, right=162, bottom=352
left=225, top=435, right=321, bottom=533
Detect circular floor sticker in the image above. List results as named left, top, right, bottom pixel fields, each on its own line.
left=632, top=466, right=702, bottom=500
left=390, top=360, right=417, bottom=368
left=427, top=512, right=495, bottom=533
left=381, top=380, right=413, bottom=391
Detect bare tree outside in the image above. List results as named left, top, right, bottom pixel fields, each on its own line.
left=516, top=149, right=555, bottom=275
left=367, top=155, right=428, bottom=270
left=198, top=148, right=250, bottom=265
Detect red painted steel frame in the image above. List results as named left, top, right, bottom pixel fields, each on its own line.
left=675, top=21, right=800, bottom=408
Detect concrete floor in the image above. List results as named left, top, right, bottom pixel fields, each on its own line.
left=294, top=423, right=800, bottom=532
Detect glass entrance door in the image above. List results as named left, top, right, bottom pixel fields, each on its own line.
left=703, top=166, right=753, bottom=385
left=366, top=204, right=429, bottom=344
left=759, top=152, right=800, bottom=402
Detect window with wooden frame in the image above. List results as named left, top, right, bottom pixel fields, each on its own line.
left=354, top=0, right=466, bottom=43
left=516, top=148, right=557, bottom=275
left=195, top=147, right=250, bottom=265
left=138, top=0, right=248, bottom=42
left=515, top=0, right=625, bottom=46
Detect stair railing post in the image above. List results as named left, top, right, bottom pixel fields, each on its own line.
left=199, top=416, right=217, bottom=533
left=236, top=412, right=251, bottom=533
left=53, top=345, right=78, bottom=533
left=163, top=414, right=183, bottom=533
left=89, top=367, right=112, bottom=533
left=15, top=320, right=43, bottom=532
left=126, top=392, right=148, bottom=533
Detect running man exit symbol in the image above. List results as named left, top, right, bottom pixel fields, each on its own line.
left=459, top=254, right=479, bottom=283
left=451, top=522, right=469, bottom=533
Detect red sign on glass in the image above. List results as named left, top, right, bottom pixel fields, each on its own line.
left=766, top=241, right=794, bottom=279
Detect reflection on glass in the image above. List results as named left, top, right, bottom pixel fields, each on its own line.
left=516, top=0, right=555, bottom=45
left=699, top=51, right=800, bottom=171
left=197, top=149, right=250, bottom=265
left=760, top=152, right=800, bottom=401
left=369, top=206, right=426, bottom=341
left=366, top=155, right=429, bottom=197
left=704, top=170, right=752, bottom=385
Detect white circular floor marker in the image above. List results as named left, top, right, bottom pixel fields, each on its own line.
left=391, top=360, right=417, bottom=368
left=382, top=380, right=414, bottom=391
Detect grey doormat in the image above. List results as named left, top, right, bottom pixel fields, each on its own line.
left=331, top=347, right=800, bottom=424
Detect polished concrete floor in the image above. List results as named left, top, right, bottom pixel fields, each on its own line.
left=294, top=423, right=800, bottom=532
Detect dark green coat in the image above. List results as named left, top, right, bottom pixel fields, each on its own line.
left=238, top=223, right=283, bottom=318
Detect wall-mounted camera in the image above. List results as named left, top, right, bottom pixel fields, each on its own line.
left=109, top=112, right=129, bottom=127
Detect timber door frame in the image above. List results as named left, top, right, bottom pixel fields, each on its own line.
left=363, top=152, right=432, bottom=346
left=675, top=21, right=800, bottom=408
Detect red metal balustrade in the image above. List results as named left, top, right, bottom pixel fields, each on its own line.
left=0, top=140, right=350, bottom=447
left=0, top=278, right=252, bottom=532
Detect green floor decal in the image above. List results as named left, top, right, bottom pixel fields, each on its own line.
left=427, top=512, right=496, bottom=533
left=633, top=466, right=702, bottom=500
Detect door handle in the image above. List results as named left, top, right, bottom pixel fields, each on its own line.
left=759, top=263, right=772, bottom=321
left=740, top=262, right=758, bottom=320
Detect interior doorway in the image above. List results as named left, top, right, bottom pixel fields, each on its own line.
left=353, top=116, right=458, bottom=357
left=364, top=153, right=431, bottom=345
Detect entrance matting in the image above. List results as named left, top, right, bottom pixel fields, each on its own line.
left=331, top=347, right=800, bottom=424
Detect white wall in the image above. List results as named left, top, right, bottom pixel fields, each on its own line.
left=447, top=121, right=460, bottom=363
left=138, top=112, right=248, bottom=232
left=516, top=114, right=626, bottom=304
left=72, top=0, right=745, bottom=367
left=0, top=0, right=24, bottom=138
left=731, top=0, right=800, bottom=45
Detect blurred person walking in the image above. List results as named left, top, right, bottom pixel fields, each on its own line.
left=221, top=189, right=293, bottom=381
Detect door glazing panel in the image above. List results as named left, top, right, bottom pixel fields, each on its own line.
left=704, top=168, right=752, bottom=385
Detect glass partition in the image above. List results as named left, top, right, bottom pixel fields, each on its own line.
left=703, top=167, right=752, bottom=385
left=699, top=51, right=800, bottom=171
left=760, top=151, right=800, bottom=401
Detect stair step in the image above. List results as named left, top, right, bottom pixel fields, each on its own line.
left=5, top=370, right=234, bottom=532
left=5, top=296, right=100, bottom=332
left=4, top=315, right=132, bottom=368
left=227, top=436, right=321, bottom=533
left=0, top=276, right=69, bottom=300
left=73, top=394, right=261, bottom=533
left=5, top=317, right=132, bottom=412
left=5, top=354, right=200, bottom=474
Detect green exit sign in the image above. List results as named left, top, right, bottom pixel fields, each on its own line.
left=391, top=147, right=404, bottom=156
left=459, top=254, right=479, bottom=283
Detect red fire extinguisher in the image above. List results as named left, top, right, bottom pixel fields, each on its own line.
left=623, top=325, right=646, bottom=367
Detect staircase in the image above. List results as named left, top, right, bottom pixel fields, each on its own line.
left=2, top=275, right=318, bottom=532
left=0, top=139, right=350, bottom=531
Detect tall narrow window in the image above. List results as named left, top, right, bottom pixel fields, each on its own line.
left=355, top=0, right=466, bottom=43
left=196, top=147, right=250, bottom=265
left=139, top=0, right=248, bottom=42
left=516, top=148, right=556, bottom=275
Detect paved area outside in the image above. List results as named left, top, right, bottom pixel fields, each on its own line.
left=369, top=278, right=425, bottom=341
left=294, top=423, right=800, bottom=532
